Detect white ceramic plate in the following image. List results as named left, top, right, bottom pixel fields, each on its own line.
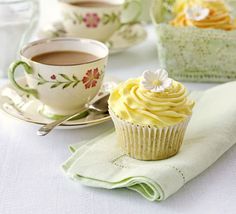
left=0, top=76, right=120, bottom=129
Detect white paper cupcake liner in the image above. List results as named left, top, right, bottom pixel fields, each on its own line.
left=109, top=109, right=191, bottom=160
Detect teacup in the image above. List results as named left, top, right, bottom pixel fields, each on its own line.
left=59, top=0, right=141, bottom=42
left=8, top=37, right=109, bottom=118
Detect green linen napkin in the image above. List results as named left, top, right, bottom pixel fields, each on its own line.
left=62, top=82, right=236, bottom=201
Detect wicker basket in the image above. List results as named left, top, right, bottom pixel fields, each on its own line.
left=151, top=0, right=236, bottom=83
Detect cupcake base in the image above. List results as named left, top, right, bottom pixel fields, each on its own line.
left=110, top=110, right=191, bottom=160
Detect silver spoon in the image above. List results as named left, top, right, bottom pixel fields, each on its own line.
left=37, top=94, right=109, bottom=136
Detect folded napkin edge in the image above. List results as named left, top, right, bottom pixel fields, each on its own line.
left=64, top=170, right=166, bottom=201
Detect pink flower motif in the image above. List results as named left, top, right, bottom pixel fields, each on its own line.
left=50, top=74, right=56, bottom=80
left=82, top=68, right=100, bottom=89
left=83, top=13, right=100, bottom=28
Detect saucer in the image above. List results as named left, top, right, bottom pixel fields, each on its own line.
left=38, top=22, right=147, bottom=54
left=0, top=76, right=119, bottom=129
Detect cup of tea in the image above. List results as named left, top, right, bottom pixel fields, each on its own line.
left=59, top=0, right=141, bottom=42
left=8, top=37, right=108, bottom=117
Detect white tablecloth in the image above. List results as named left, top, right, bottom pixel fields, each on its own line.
left=0, top=26, right=235, bottom=214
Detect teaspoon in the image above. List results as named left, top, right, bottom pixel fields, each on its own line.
left=37, top=94, right=109, bottom=136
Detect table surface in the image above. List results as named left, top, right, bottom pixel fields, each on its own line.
left=0, top=25, right=236, bottom=214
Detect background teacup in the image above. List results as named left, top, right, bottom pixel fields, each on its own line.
left=59, top=0, right=141, bottom=42
left=8, top=38, right=108, bottom=118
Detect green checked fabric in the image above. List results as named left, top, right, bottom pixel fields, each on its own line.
left=62, top=82, right=236, bottom=201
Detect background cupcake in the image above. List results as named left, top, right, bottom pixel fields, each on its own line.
left=109, top=69, right=195, bottom=160
left=171, top=0, right=236, bottom=30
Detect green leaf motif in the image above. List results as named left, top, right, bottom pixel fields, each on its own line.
left=72, top=75, right=79, bottom=81
left=102, top=14, right=110, bottom=25
left=59, top=74, right=71, bottom=81
left=37, top=73, right=45, bottom=80
left=111, top=13, right=118, bottom=22
left=37, top=82, right=44, bottom=86
left=102, top=13, right=119, bottom=25
left=74, top=12, right=83, bottom=24
left=51, top=82, right=62, bottom=89
left=72, top=81, right=79, bottom=88
left=63, top=82, right=72, bottom=89
left=36, top=74, right=83, bottom=89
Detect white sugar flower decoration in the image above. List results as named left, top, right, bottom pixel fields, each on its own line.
left=141, top=69, right=172, bottom=93
left=185, top=5, right=209, bottom=21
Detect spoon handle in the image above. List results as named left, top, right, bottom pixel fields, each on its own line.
left=37, top=108, right=87, bottom=136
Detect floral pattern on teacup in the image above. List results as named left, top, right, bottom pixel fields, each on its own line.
left=82, top=68, right=100, bottom=89
left=64, top=12, right=120, bottom=27
left=35, top=68, right=101, bottom=90
left=83, top=13, right=100, bottom=28
left=50, top=74, right=56, bottom=80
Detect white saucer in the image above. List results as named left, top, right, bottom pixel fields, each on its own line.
left=0, top=76, right=120, bottom=129
left=38, top=22, right=147, bottom=54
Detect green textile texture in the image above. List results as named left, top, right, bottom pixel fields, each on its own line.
left=62, top=82, right=236, bottom=201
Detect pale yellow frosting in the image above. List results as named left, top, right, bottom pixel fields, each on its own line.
left=108, top=78, right=195, bottom=127
left=171, top=0, right=236, bottom=31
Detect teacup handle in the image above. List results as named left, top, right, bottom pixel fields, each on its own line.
left=8, top=61, right=38, bottom=98
left=122, top=0, right=141, bottom=23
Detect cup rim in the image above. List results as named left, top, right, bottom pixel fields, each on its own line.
left=20, top=37, right=109, bottom=67
left=58, top=0, right=123, bottom=7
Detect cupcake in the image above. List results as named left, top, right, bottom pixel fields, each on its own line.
left=170, top=0, right=236, bottom=30
left=151, top=0, right=236, bottom=82
left=108, top=69, right=195, bottom=160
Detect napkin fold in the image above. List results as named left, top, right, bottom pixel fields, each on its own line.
left=62, top=82, right=236, bottom=201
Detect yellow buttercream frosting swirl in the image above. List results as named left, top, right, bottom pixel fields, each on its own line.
left=108, top=78, right=195, bottom=127
left=170, top=0, right=236, bottom=31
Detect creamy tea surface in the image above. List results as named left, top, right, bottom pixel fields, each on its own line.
left=31, top=51, right=98, bottom=66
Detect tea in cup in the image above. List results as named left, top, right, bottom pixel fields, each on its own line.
left=8, top=37, right=109, bottom=118
left=59, top=0, right=141, bottom=42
